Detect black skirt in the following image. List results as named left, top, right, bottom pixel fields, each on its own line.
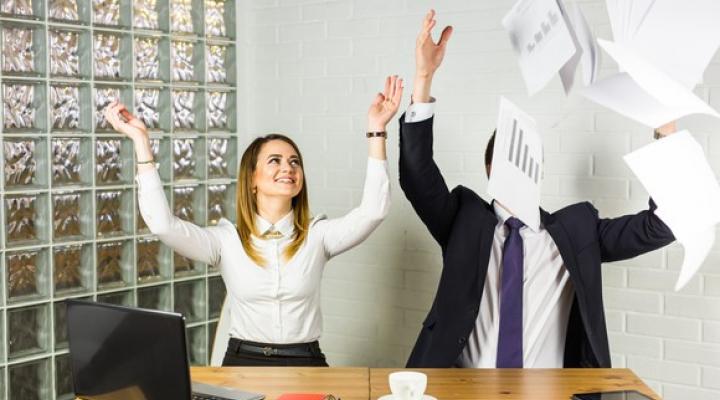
left=222, top=338, right=329, bottom=367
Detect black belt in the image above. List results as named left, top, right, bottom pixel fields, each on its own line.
left=229, top=338, right=322, bottom=358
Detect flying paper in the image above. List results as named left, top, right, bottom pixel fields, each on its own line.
left=488, top=97, right=543, bottom=231
left=583, top=0, right=720, bottom=127
left=624, top=131, right=720, bottom=290
left=503, top=0, right=600, bottom=95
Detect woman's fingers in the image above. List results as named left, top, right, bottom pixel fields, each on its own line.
left=372, top=92, right=385, bottom=107
left=383, top=75, right=392, bottom=99
left=392, top=78, right=404, bottom=106
left=387, top=75, right=397, bottom=101
left=103, top=104, right=120, bottom=126
left=103, top=101, right=139, bottom=133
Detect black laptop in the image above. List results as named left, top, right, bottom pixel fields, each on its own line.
left=66, top=299, right=264, bottom=400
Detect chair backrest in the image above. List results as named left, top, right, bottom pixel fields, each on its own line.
left=210, top=297, right=231, bottom=366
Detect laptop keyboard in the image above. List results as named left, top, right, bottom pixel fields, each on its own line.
left=192, top=392, right=234, bottom=400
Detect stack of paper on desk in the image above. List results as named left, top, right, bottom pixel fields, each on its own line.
left=502, top=0, right=600, bottom=96
left=624, top=131, right=720, bottom=290
left=583, top=0, right=720, bottom=127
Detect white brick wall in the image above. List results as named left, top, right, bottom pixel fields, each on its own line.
left=240, top=0, right=720, bottom=397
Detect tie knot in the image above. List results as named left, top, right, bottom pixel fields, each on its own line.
left=505, top=217, right=524, bottom=231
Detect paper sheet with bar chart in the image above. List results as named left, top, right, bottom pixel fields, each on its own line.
left=488, top=97, right=543, bottom=231
left=502, top=0, right=577, bottom=95
left=503, top=0, right=600, bottom=96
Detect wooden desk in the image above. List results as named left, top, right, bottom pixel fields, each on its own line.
left=191, top=367, right=658, bottom=400
left=369, top=368, right=659, bottom=400
left=190, top=367, right=369, bottom=400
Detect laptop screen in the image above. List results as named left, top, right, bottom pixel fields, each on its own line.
left=66, top=299, right=193, bottom=400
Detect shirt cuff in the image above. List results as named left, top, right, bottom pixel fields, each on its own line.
left=135, top=168, right=163, bottom=191
left=405, top=97, right=436, bottom=123
left=366, top=156, right=388, bottom=172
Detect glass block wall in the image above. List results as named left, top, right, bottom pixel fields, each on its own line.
left=0, top=0, right=237, bottom=397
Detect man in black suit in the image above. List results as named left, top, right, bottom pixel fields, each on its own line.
left=400, top=10, right=677, bottom=368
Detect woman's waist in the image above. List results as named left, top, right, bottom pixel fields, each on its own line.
left=228, top=304, right=323, bottom=343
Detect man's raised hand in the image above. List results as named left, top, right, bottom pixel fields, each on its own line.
left=416, top=9, right=453, bottom=78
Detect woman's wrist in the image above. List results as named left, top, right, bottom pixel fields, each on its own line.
left=367, top=123, right=387, bottom=132
left=133, top=137, right=154, bottom=162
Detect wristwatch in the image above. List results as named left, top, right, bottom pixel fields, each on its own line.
left=366, top=131, right=387, bottom=138
left=653, top=129, right=665, bottom=140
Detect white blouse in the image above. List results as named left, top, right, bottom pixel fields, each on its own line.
left=137, top=157, right=390, bottom=344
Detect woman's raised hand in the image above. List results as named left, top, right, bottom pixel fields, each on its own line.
left=368, top=75, right=404, bottom=132
left=103, top=100, right=148, bottom=143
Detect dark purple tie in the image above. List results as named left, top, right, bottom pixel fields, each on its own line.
left=496, top=217, right=525, bottom=368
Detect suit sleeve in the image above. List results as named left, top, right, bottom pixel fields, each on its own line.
left=590, top=199, right=676, bottom=262
left=398, top=114, right=459, bottom=247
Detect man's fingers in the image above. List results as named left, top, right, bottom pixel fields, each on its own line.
left=423, top=9, right=434, bottom=26
left=439, top=25, right=453, bottom=47
left=427, top=19, right=436, bottom=36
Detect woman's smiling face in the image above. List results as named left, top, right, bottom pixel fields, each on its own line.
left=252, top=139, right=304, bottom=199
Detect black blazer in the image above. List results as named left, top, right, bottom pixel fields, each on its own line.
left=399, top=115, right=675, bottom=368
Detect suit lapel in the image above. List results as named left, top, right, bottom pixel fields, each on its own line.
left=474, top=202, right=499, bottom=304
left=541, top=209, right=582, bottom=296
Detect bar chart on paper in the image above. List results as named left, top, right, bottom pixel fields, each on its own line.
left=488, top=96, right=543, bottom=231
left=502, top=0, right=577, bottom=95
left=525, top=10, right=562, bottom=54
left=507, top=119, right=541, bottom=184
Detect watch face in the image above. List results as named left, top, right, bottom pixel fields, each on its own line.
left=366, top=131, right=387, bottom=138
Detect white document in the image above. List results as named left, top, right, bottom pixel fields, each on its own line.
left=502, top=0, right=577, bottom=95
left=628, top=0, right=655, bottom=39
left=557, top=0, right=582, bottom=94
left=582, top=73, right=692, bottom=129
left=583, top=40, right=720, bottom=127
left=605, top=0, right=623, bottom=43
left=488, top=97, right=543, bottom=231
left=567, top=2, right=600, bottom=86
left=584, top=0, right=720, bottom=127
left=624, top=131, right=720, bottom=290
left=630, top=0, right=720, bottom=89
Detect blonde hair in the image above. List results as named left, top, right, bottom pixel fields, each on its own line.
left=236, top=134, right=310, bottom=266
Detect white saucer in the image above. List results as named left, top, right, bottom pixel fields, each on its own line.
left=377, top=395, right=437, bottom=400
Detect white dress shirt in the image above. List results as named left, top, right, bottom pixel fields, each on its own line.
left=407, top=100, right=575, bottom=368
left=137, top=157, right=390, bottom=344
left=458, top=203, right=574, bottom=368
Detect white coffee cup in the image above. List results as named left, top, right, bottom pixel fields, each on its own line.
left=388, top=371, right=427, bottom=400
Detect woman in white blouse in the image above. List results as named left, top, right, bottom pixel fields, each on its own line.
left=103, top=76, right=403, bottom=366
